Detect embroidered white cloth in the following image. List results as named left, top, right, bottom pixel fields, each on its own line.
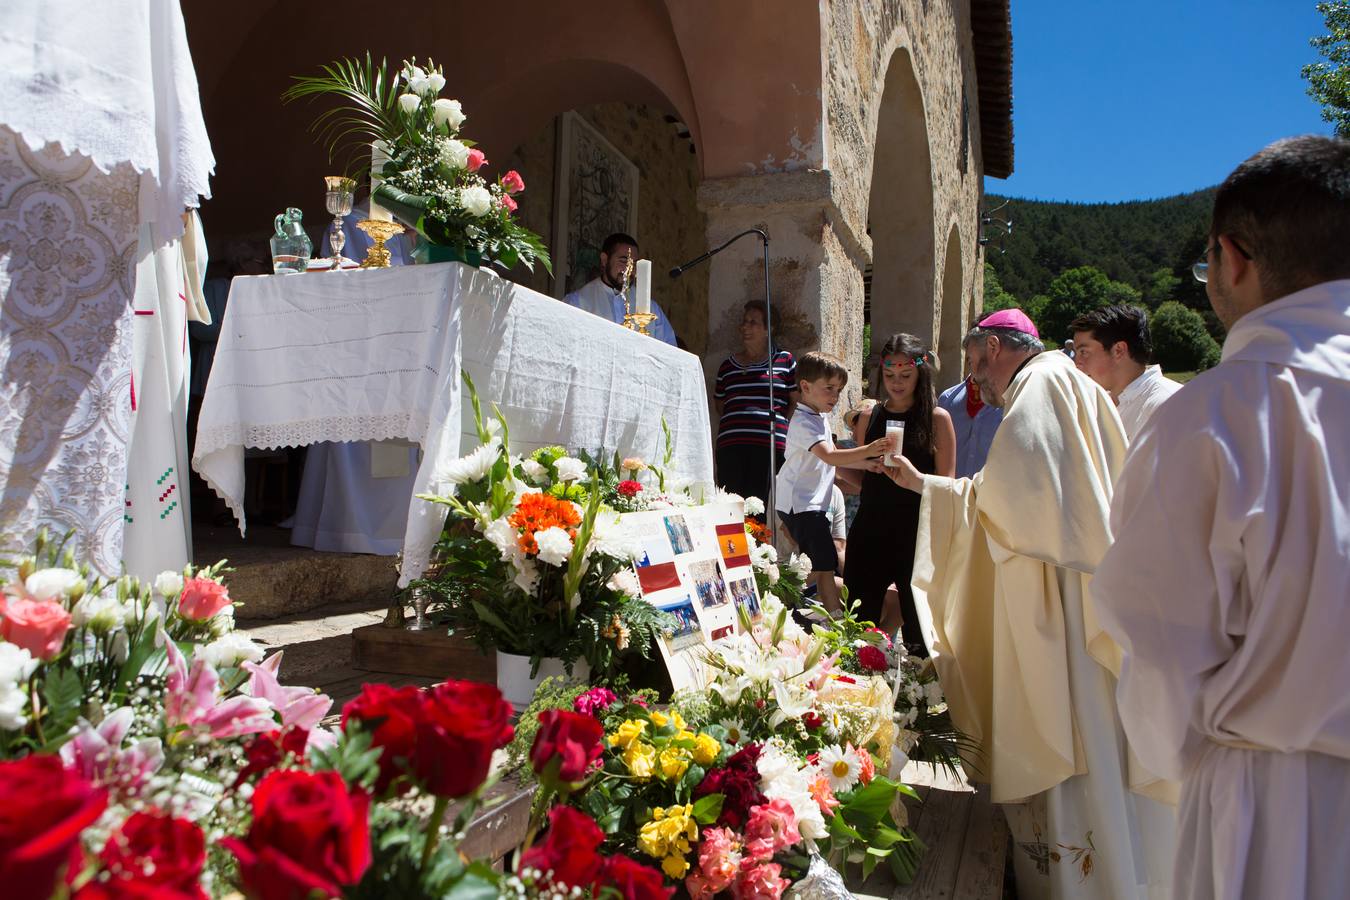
left=0, top=0, right=215, bottom=242
left=193, top=263, right=714, bottom=584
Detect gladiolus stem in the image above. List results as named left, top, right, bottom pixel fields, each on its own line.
left=422, top=795, right=450, bottom=869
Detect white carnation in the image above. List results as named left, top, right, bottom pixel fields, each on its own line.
left=24, top=567, right=83, bottom=601
left=397, top=93, right=420, bottom=115
left=154, top=570, right=184, bottom=598
left=552, top=456, right=587, bottom=483
left=789, top=552, right=813, bottom=580
left=483, top=517, right=519, bottom=561
left=533, top=526, right=574, bottom=566
left=766, top=563, right=780, bottom=584
left=432, top=97, right=465, bottom=129
left=743, top=496, right=765, bottom=517
left=750, top=543, right=778, bottom=568
left=606, top=568, right=640, bottom=597
left=589, top=511, right=642, bottom=561
left=435, top=442, right=499, bottom=488
left=513, top=557, right=540, bottom=594
left=520, top=459, right=549, bottom=485
left=458, top=185, right=492, bottom=217
left=197, top=632, right=266, bottom=669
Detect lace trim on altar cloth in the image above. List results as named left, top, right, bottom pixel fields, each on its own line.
left=194, top=412, right=429, bottom=459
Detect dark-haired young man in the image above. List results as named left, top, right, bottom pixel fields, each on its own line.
left=562, top=232, right=677, bottom=345
left=1069, top=304, right=1180, bottom=440
left=1095, top=135, right=1350, bottom=900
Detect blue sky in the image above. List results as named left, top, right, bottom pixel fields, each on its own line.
left=986, top=0, right=1336, bottom=202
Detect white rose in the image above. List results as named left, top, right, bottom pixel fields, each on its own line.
left=397, top=93, right=421, bottom=116
left=197, top=632, right=266, bottom=669
left=154, top=570, right=184, bottom=598
left=0, top=684, right=29, bottom=730
left=533, top=526, right=574, bottom=567
left=24, top=567, right=83, bottom=601
left=520, top=459, right=549, bottom=485
left=766, top=563, right=780, bottom=584
left=432, top=98, right=466, bottom=129
left=408, top=73, right=432, bottom=95
left=71, top=593, right=126, bottom=633
left=439, top=138, right=470, bottom=170
left=743, top=496, right=765, bottom=517
left=426, top=72, right=446, bottom=94
left=402, top=63, right=427, bottom=84
left=553, top=456, right=588, bottom=483
left=458, top=185, right=493, bottom=217
left=0, top=642, right=38, bottom=687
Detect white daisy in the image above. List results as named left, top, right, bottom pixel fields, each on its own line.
left=819, top=744, right=861, bottom=793
left=719, top=717, right=748, bottom=746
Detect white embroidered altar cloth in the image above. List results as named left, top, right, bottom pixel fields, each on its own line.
left=193, top=262, right=714, bottom=585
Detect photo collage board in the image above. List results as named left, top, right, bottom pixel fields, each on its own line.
left=621, top=500, right=765, bottom=691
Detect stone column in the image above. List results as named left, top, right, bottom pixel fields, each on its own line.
left=697, top=170, right=872, bottom=420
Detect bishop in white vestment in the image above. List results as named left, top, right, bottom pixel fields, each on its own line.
left=895, top=311, right=1175, bottom=899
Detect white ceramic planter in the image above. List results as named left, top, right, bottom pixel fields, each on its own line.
left=495, top=651, right=591, bottom=711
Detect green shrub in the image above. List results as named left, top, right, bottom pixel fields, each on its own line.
left=1151, top=301, right=1222, bottom=372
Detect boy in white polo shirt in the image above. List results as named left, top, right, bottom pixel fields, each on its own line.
left=776, top=351, right=893, bottom=613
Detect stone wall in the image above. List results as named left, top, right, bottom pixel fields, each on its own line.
left=499, top=103, right=709, bottom=354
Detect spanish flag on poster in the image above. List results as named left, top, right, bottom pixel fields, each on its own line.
left=715, top=523, right=751, bottom=570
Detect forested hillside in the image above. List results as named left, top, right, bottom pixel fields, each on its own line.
left=981, top=189, right=1224, bottom=370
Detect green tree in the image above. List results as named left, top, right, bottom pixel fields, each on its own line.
left=982, top=262, right=1019, bottom=314
left=1037, top=266, right=1141, bottom=344
left=1143, top=267, right=1181, bottom=307
left=1303, top=1, right=1350, bottom=136
left=1151, top=301, right=1222, bottom=372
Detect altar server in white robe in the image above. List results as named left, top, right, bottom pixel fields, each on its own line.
left=563, top=232, right=678, bottom=345
left=887, top=308, right=1176, bottom=900
left=1094, top=135, right=1350, bottom=900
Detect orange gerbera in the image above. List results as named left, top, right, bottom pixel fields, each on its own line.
left=508, top=493, right=582, bottom=555
left=745, top=519, right=773, bottom=544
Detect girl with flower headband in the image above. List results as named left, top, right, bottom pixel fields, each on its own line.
left=843, top=333, right=955, bottom=651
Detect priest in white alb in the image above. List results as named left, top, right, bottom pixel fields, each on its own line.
left=887, top=308, right=1176, bottom=899
left=563, top=232, right=678, bottom=345
left=1093, top=135, right=1350, bottom=900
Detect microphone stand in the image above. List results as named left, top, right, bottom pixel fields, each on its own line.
left=670, top=228, right=777, bottom=521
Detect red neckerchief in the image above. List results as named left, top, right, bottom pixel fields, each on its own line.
left=964, top=376, right=985, bottom=418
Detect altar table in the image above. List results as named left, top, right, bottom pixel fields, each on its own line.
left=193, top=262, right=714, bottom=585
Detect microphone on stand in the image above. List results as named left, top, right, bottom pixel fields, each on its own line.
left=668, top=229, right=780, bottom=525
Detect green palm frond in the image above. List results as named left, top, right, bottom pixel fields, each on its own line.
left=282, top=53, right=404, bottom=179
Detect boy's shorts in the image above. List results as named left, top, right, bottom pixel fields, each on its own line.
left=777, top=509, right=838, bottom=574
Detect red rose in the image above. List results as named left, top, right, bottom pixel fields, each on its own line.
left=865, top=627, right=893, bottom=649
left=500, top=169, right=525, bottom=194
left=857, top=644, right=889, bottom=673
left=96, top=811, right=205, bottom=897
left=500, top=193, right=518, bottom=213
left=466, top=148, right=487, bottom=172
left=75, top=882, right=203, bottom=899
left=341, top=684, right=424, bottom=793
left=599, top=852, right=675, bottom=899
left=801, top=711, right=822, bottom=730
left=530, top=709, right=604, bottom=784
left=222, top=769, right=370, bottom=900
left=0, top=754, right=107, bottom=900
left=234, top=728, right=308, bottom=788
left=412, top=681, right=514, bottom=798
left=616, top=480, right=643, bottom=497
left=0, top=596, right=72, bottom=660
left=519, top=806, right=604, bottom=890
left=176, top=577, right=231, bottom=621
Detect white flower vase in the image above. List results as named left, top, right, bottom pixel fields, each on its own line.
left=495, top=651, right=590, bottom=712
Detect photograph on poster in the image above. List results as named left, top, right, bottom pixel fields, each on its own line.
left=728, top=575, right=761, bottom=621
left=663, top=514, right=695, bottom=556
left=657, top=597, right=703, bottom=652
left=687, top=558, right=729, bottom=609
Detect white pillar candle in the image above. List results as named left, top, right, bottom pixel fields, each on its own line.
left=369, top=141, right=394, bottom=222
left=635, top=259, right=652, bottom=315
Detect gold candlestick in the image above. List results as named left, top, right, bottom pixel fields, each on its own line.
left=357, top=219, right=404, bottom=268
left=624, top=311, right=658, bottom=336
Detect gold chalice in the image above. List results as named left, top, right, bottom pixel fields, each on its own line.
left=357, top=219, right=405, bottom=268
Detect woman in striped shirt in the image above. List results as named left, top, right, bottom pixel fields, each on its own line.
left=713, top=301, right=798, bottom=512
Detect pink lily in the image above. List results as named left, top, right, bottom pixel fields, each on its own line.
left=243, top=652, right=333, bottom=731
left=165, top=639, right=275, bottom=740
left=60, top=706, right=164, bottom=797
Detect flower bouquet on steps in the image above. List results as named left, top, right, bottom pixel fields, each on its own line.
left=413, top=373, right=671, bottom=679
left=284, top=54, right=550, bottom=272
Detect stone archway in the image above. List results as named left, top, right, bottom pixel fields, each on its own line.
left=866, top=47, right=935, bottom=351
left=936, top=224, right=964, bottom=390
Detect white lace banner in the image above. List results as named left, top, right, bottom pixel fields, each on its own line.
left=192, top=262, right=714, bottom=585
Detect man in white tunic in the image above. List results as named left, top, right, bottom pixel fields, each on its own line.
left=563, top=232, right=678, bottom=346
left=889, top=308, right=1176, bottom=899
left=1069, top=304, right=1181, bottom=441
left=1094, top=135, right=1350, bottom=899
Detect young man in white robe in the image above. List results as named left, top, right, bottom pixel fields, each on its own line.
left=562, top=232, right=678, bottom=346
left=1069, top=304, right=1181, bottom=442
left=1093, top=135, right=1350, bottom=900
left=886, top=307, right=1176, bottom=899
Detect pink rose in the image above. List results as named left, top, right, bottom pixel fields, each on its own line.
left=743, top=799, right=799, bottom=861
left=499, top=193, right=518, bottom=213
left=693, top=827, right=741, bottom=894
left=808, top=772, right=839, bottom=816
left=177, top=577, right=231, bottom=621
left=733, top=860, right=786, bottom=899
left=466, top=149, right=487, bottom=172
left=854, top=744, right=875, bottom=785
left=500, top=170, right=525, bottom=195
left=0, top=596, right=72, bottom=660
